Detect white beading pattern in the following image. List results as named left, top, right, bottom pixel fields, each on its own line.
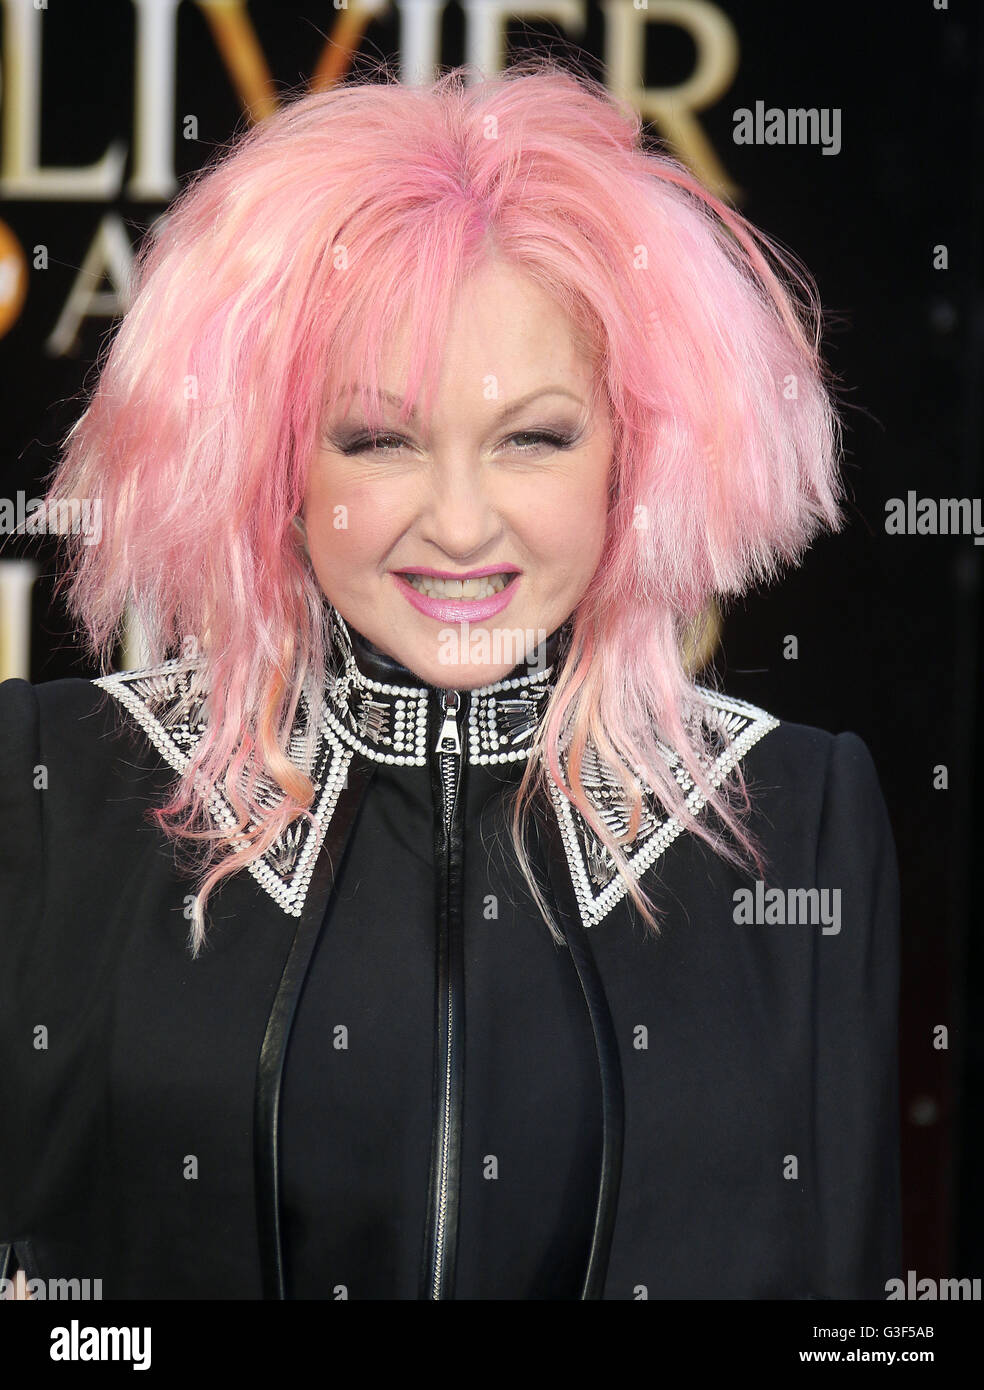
left=546, top=690, right=779, bottom=929
left=93, top=637, right=778, bottom=927
left=93, top=658, right=352, bottom=918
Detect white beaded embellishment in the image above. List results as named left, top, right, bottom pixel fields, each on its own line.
left=465, top=665, right=555, bottom=765
left=546, top=687, right=779, bottom=930
left=93, top=658, right=353, bottom=918
left=322, top=601, right=557, bottom=767
left=94, top=642, right=779, bottom=932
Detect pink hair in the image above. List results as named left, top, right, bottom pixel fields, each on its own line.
left=46, top=57, right=843, bottom=955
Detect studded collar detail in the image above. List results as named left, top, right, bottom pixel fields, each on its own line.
left=321, top=601, right=566, bottom=767
left=92, top=605, right=779, bottom=930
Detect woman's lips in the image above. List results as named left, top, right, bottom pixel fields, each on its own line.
left=391, top=572, right=519, bottom=622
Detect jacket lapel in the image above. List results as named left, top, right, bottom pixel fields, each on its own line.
left=253, top=752, right=377, bottom=1298
left=534, top=805, right=625, bottom=1299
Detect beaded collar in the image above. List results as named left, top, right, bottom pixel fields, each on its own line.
left=321, top=601, right=570, bottom=767
left=93, top=605, right=779, bottom=929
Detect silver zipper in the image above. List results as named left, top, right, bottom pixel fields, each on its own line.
left=435, top=689, right=462, bottom=830
left=430, top=687, right=462, bottom=1298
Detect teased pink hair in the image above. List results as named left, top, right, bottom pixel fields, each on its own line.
left=46, top=57, right=843, bottom=955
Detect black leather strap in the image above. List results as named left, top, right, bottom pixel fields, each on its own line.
left=537, top=799, right=625, bottom=1301
left=254, top=754, right=376, bottom=1299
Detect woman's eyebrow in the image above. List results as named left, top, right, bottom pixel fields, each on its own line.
left=334, top=385, right=587, bottom=424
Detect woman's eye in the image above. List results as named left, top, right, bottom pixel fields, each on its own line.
left=505, top=431, right=576, bottom=453
left=335, top=429, right=576, bottom=456
left=339, top=433, right=408, bottom=455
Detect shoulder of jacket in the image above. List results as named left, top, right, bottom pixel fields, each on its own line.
left=2, top=657, right=210, bottom=764
left=692, top=693, right=891, bottom=879
left=554, top=687, right=885, bottom=930
left=2, top=670, right=102, bottom=722
left=0, top=668, right=148, bottom=754
left=693, top=687, right=878, bottom=797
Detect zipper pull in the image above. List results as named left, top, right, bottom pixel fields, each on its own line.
left=435, top=689, right=461, bottom=755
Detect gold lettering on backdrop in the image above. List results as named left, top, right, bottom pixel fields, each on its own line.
left=0, top=0, right=127, bottom=198
left=310, top=0, right=387, bottom=90
left=194, top=0, right=280, bottom=121
left=195, top=0, right=383, bottom=115
left=129, top=0, right=182, bottom=200
left=1, top=1, right=739, bottom=199
left=603, top=0, right=740, bottom=200
left=461, top=1, right=585, bottom=79
left=197, top=1, right=739, bottom=194
left=46, top=214, right=137, bottom=357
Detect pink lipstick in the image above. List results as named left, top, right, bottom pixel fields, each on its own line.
left=391, top=568, right=521, bottom=622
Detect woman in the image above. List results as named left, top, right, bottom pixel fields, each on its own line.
left=0, top=60, right=900, bottom=1301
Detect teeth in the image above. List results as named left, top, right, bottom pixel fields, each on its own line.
left=400, top=572, right=516, bottom=599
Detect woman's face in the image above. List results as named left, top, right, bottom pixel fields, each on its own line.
left=303, top=260, right=612, bottom=690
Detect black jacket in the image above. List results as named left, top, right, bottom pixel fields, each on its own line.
left=0, top=604, right=901, bottom=1300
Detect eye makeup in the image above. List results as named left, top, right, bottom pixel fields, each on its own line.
left=325, top=423, right=586, bottom=456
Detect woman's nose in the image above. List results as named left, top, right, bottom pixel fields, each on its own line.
left=416, top=459, right=503, bottom=561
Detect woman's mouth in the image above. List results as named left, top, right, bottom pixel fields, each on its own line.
left=399, top=572, right=517, bottom=600
left=391, top=570, right=521, bottom=621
